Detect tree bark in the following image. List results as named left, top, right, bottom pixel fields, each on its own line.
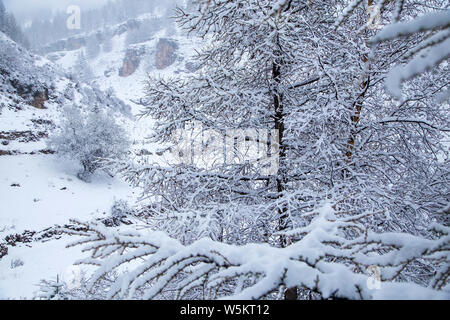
left=345, top=0, right=373, bottom=164
left=273, top=58, right=297, bottom=300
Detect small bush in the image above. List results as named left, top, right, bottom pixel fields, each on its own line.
left=48, top=105, right=130, bottom=182
left=102, top=200, right=134, bottom=227
left=10, top=258, right=24, bottom=269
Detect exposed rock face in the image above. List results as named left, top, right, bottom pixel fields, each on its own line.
left=0, top=130, right=48, bottom=142
left=0, top=150, right=13, bottom=156
left=155, top=38, right=178, bottom=70
left=0, top=130, right=50, bottom=156
left=31, top=90, right=48, bottom=109
left=119, top=47, right=145, bottom=77
left=119, top=56, right=138, bottom=77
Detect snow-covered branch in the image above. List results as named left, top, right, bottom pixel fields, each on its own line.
left=63, top=202, right=449, bottom=300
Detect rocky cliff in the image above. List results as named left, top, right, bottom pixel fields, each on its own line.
left=155, top=38, right=178, bottom=70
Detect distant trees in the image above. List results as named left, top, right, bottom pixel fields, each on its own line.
left=23, top=0, right=178, bottom=50
left=0, top=0, right=5, bottom=25
left=125, top=28, right=146, bottom=46
left=73, top=51, right=94, bottom=83
left=102, top=31, right=113, bottom=53
left=0, top=0, right=29, bottom=48
left=86, top=35, right=101, bottom=59
left=48, top=105, right=130, bottom=182
left=125, top=18, right=162, bottom=46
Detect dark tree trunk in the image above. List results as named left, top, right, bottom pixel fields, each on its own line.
left=344, top=0, right=373, bottom=173
left=272, top=58, right=297, bottom=300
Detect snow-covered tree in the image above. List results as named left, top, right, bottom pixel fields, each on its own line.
left=335, top=0, right=449, bottom=100
left=0, top=0, right=29, bottom=48
left=48, top=105, right=130, bottom=182
left=65, top=0, right=449, bottom=300
left=86, top=35, right=101, bottom=59
left=73, top=52, right=94, bottom=83
left=102, top=32, right=114, bottom=53
left=64, top=205, right=449, bottom=299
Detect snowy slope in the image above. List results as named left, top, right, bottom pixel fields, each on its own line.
left=0, top=8, right=205, bottom=297
left=0, top=32, right=138, bottom=299
left=47, top=23, right=203, bottom=147
left=0, top=155, right=135, bottom=235
left=0, top=154, right=136, bottom=299
left=0, top=17, right=202, bottom=298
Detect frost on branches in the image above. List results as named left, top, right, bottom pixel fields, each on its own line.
left=65, top=0, right=449, bottom=299
left=64, top=202, right=449, bottom=300
left=336, top=0, right=450, bottom=99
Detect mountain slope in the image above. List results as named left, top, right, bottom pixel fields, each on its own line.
left=0, top=13, right=202, bottom=298
left=0, top=32, right=137, bottom=299
left=44, top=15, right=203, bottom=156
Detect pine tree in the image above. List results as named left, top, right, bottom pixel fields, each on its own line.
left=0, top=0, right=29, bottom=48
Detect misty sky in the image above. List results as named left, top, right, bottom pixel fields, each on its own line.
left=3, top=0, right=109, bottom=22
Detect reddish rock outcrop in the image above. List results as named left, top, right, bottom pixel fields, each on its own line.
left=119, top=47, right=145, bottom=77
left=155, top=38, right=178, bottom=70
left=31, top=91, right=48, bottom=109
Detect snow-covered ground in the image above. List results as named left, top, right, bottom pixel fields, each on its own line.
left=0, top=154, right=136, bottom=299
left=0, top=155, right=135, bottom=234
left=0, top=235, right=87, bottom=299
left=0, top=84, right=138, bottom=299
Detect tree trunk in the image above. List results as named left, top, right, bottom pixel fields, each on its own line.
left=272, top=58, right=297, bottom=300
left=345, top=0, right=373, bottom=164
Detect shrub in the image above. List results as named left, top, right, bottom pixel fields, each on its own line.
left=48, top=105, right=130, bottom=181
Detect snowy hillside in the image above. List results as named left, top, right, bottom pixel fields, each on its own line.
left=0, top=31, right=137, bottom=299
left=0, top=11, right=202, bottom=298
left=45, top=13, right=203, bottom=154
